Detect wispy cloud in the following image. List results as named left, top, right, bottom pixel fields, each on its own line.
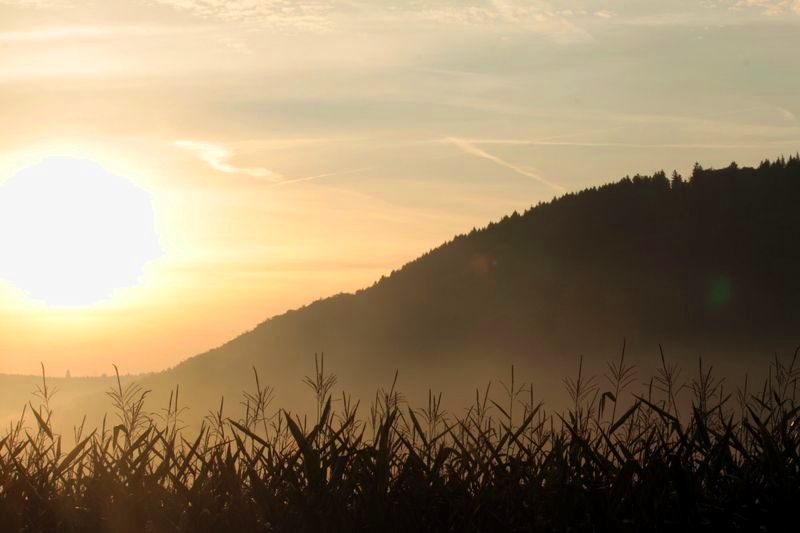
left=146, top=0, right=603, bottom=42
left=445, top=137, right=566, bottom=194
left=0, top=0, right=65, bottom=7
left=416, top=1, right=596, bottom=43
left=445, top=138, right=800, bottom=150
left=0, top=25, right=197, bottom=43
left=151, top=0, right=337, bottom=32
left=735, top=0, right=800, bottom=15
left=174, top=140, right=278, bottom=179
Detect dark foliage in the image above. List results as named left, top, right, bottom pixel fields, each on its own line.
left=2, top=351, right=800, bottom=532
left=361, top=155, right=800, bottom=353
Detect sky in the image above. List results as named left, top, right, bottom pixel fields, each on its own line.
left=0, top=0, right=798, bottom=375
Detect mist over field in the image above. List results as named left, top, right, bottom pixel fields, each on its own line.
left=2, top=158, right=797, bottom=439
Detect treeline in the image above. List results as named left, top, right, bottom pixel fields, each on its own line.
left=355, top=154, right=800, bottom=354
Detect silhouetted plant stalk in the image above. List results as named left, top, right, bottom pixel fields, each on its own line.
left=1, top=351, right=800, bottom=531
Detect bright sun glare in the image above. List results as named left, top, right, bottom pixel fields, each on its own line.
left=0, top=156, right=161, bottom=307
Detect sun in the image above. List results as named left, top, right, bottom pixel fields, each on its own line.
left=0, top=156, right=162, bottom=307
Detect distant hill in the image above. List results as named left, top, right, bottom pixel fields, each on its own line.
left=47, top=155, right=800, bottom=429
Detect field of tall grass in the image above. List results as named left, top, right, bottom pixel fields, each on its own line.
left=1, top=349, right=799, bottom=532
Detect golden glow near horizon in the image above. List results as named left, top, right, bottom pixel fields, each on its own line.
left=0, top=0, right=798, bottom=375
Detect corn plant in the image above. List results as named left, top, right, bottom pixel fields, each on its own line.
left=0, top=352, right=798, bottom=532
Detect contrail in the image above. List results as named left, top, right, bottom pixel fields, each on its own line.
left=271, top=167, right=373, bottom=186
left=271, top=152, right=467, bottom=187
left=445, top=137, right=567, bottom=194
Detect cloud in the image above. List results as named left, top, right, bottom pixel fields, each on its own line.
left=444, top=137, right=800, bottom=149
left=735, top=0, right=800, bottom=15
left=0, top=25, right=197, bottom=43
left=445, top=137, right=566, bottom=194
left=174, top=140, right=278, bottom=179
left=0, top=0, right=65, bottom=6
left=146, top=0, right=599, bottom=42
left=151, top=0, right=338, bottom=32
left=416, top=1, right=595, bottom=43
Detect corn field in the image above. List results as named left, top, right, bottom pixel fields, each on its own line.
left=1, top=350, right=799, bottom=532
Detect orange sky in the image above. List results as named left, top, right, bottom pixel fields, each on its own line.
left=1, top=0, right=798, bottom=375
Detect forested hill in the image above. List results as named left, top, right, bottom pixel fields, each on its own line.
left=356, top=155, right=800, bottom=351
left=150, top=155, right=800, bottom=412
